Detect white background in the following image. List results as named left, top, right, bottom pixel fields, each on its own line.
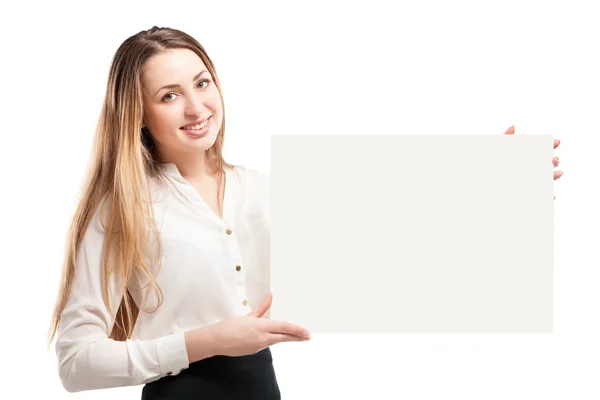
left=1, top=0, right=597, bottom=398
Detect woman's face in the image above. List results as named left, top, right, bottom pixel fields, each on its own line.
left=141, top=48, right=223, bottom=162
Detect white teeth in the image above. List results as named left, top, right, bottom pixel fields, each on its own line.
left=182, top=119, right=208, bottom=130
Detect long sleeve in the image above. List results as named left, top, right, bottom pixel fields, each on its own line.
left=54, top=204, right=190, bottom=392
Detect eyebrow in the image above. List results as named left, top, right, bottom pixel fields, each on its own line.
left=154, top=70, right=208, bottom=96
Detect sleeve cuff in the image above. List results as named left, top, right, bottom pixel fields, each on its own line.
left=156, top=331, right=190, bottom=377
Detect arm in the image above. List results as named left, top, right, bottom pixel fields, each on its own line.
left=55, top=205, right=192, bottom=392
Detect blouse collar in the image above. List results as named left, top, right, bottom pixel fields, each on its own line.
left=159, top=162, right=189, bottom=184
left=157, top=162, right=236, bottom=225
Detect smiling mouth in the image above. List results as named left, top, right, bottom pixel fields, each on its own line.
left=180, top=116, right=212, bottom=130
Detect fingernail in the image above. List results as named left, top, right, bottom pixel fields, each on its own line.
left=303, top=331, right=311, bottom=338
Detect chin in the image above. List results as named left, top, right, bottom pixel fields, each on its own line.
left=181, top=134, right=218, bottom=151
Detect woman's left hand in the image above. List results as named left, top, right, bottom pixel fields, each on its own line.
left=503, top=125, right=563, bottom=200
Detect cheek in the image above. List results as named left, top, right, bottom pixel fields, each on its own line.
left=142, top=109, right=182, bottom=147
left=147, top=106, right=181, bottom=132
left=208, top=88, right=224, bottom=115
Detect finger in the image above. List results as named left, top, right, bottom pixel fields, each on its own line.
left=247, top=291, right=273, bottom=318
left=250, top=291, right=272, bottom=318
left=503, top=125, right=516, bottom=135
left=554, top=170, right=563, bottom=180
left=554, top=195, right=556, bottom=200
left=267, top=333, right=311, bottom=345
left=554, top=139, right=560, bottom=149
left=267, top=320, right=310, bottom=338
left=553, top=156, right=559, bottom=167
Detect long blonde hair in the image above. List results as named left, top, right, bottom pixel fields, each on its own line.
left=47, top=26, right=233, bottom=346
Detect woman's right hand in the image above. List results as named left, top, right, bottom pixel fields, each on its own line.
left=205, top=291, right=311, bottom=357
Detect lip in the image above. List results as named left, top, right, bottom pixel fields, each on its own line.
left=180, top=115, right=212, bottom=138
left=180, top=115, right=212, bottom=129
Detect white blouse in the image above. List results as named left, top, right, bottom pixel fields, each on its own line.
left=55, top=163, right=271, bottom=392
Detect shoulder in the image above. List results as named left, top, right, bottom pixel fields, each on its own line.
left=230, top=164, right=270, bottom=219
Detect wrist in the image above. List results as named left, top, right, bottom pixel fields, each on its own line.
left=185, top=326, right=220, bottom=363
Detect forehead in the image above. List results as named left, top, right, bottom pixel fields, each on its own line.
left=142, top=48, right=208, bottom=88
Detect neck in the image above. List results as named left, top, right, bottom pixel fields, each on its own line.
left=160, top=151, right=214, bottom=181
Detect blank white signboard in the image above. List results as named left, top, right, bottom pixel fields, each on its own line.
left=270, top=135, right=553, bottom=333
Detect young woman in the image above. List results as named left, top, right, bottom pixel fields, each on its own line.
left=47, top=26, right=563, bottom=399
left=47, top=26, right=311, bottom=399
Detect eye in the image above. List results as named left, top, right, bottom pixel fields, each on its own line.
left=161, top=79, right=212, bottom=102
left=162, top=93, right=177, bottom=102
left=197, top=79, right=211, bottom=89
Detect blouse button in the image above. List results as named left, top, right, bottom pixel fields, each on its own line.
left=226, top=229, right=232, bottom=235
left=243, top=299, right=248, bottom=306
left=236, top=265, right=241, bottom=271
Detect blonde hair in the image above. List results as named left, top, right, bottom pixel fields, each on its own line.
left=47, top=26, right=233, bottom=345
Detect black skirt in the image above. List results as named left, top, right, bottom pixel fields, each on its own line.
left=141, top=347, right=280, bottom=400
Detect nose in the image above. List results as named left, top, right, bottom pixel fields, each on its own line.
left=184, top=94, right=205, bottom=117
